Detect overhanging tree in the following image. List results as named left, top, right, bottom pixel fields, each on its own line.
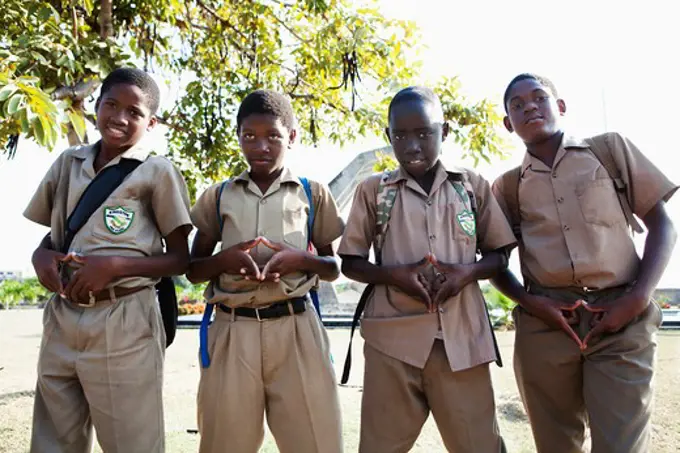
left=0, top=0, right=504, bottom=196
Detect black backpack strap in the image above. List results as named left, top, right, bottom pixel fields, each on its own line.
left=62, top=158, right=143, bottom=253
left=340, top=283, right=374, bottom=385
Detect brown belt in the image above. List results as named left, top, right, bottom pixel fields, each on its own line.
left=64, top=285, right=148, bottom=307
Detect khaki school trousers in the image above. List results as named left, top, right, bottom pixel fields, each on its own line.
left=30, top=287, right=165, bottom=453
left=359, top=340, right=506, bottom=453
left=514, top=284, right=662, bottom=453
left=197, top=300, right=342, bottom=453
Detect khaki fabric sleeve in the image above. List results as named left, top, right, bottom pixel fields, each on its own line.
left=469, top=171, right=516, bottom=253
left=337, top=175, right=380, bottom=258
left=150, top=157, right=193, bottom=237
left=23, top=151, right=67, bottom=227
left=607, top=132, right=678, bottom=218
left=309, top=180, right=345, bottom=248
left=190, top=182, right=223, bottom=242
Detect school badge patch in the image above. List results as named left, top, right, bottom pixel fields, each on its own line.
left=456, top=210, right=476, bottom=237
left=104, top=206, right=135, bottom=234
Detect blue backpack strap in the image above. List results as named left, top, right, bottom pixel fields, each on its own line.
left=200, top=179, right=230, bottom=369
left=298, top=177, right=321, bottom=317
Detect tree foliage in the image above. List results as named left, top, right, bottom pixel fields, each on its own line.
left=0, top=0, right=504, bottom=196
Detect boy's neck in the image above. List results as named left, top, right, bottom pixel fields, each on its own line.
left=410, top=162, right=438, bottom=195
left=526, top=131, right=564, bottom=169
left=250, top=167, right=284, bottom=194
left=94, top=141, right=129, bottom=173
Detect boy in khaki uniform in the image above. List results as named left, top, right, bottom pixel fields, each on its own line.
left=187, top=90, right=344, bottom=453
left=491, top=73, right=678, bottom=453
left=339, top=86, right=515, bottom=453
left=24, top=68, right=192, bottom=453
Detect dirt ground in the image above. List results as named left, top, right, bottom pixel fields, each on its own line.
left=1, top=309, right=679, bottom=453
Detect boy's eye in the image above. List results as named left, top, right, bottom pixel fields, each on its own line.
left=242, top=133, right=255, bottom=140
left=268, top=134, right=283, bottom=141
left=393, top=134, right=406, bottom=141
left=418, top=130, right=434, bottom=139
left=510, top=101, right=523, bottom=111
left=535, top=95, right=548, bottom=102
left=128, top=109, right=142, bottom=118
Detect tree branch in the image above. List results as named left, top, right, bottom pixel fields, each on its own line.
left=51, top=79, right=101, bottom=101
left=99, top=0, right=113, bottom=39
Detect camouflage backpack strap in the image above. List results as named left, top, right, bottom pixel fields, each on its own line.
left=448, top=172, right=478, bottom=241
left=373, top=170, right=399, bottom=263
left=341, top=170, right=398, bottom=386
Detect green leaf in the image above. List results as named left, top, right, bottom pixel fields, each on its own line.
left=67, top=110, right=87, bottom=142
left=0, top=85, right=17, bottom=101
left=32, top=117, right=45, bottom=145
left=7, top=93, right=25, bottom=114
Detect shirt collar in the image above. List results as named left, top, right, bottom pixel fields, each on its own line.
left=520, top=134, right=589, bottom=175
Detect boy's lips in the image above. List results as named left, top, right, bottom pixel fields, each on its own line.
left=104, top=125, right=127, bottom=138
left=525, top=116, right=544, bottom=124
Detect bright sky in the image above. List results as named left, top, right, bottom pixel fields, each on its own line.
left=2, top=0, right=680, bottom=286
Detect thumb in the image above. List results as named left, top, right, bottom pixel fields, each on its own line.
left=261, top=256, right=281, bottom=282
left=582, top=301, right=608, bottom=313
left=559, top=299, right=583, bottom=311
left=239, top=237, right=261, bottom=251
left=259, top=236, right=283, bottom=251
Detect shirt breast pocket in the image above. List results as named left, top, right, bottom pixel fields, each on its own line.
left=576, top=178, right=625, bottom=227
left=91, top=197, right=144, bottom=244
left=282, top=205, right=308, bottom=250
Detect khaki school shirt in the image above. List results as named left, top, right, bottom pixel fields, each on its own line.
left=24, top=142, right=192, bottom=289
left=190, top=168, right=344, bottom=307
left=338, top=162, right=516, bottom=371
left=493, top=132, right=678, bottom=289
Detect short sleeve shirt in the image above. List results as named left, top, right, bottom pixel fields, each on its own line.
left=23, top=142, right=193, bottom=288
left=190, top=168, right=344, bottom=307
left=492, top=132, right=678, bottom=288
left=338, top=161, right=516, bottom=371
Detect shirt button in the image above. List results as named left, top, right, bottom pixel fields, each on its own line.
left=552, top=172, right=558, bottom=178
left=429, top=234, right=436, bottom=240
left=563, top=225, right=570, bottom=231
left=258, top=230, right=266, bottom=236
left=427, top=200, right=433, bottom=206
left=260, top=199, right=267, bottom=205
left=438, top=307, right=444, bottom=313
left=557, top=197, right=564, bottom=203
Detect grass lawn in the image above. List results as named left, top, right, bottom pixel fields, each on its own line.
left=1, top=309, right=679, bottom=452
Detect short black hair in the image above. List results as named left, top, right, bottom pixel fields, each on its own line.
left=99, top=67, right=161, bottom=114
left=503, top=73, right=558, bottom=112
left=236, top=89, right=296, bottom=132
left=388, top=86, right=444, bottom=123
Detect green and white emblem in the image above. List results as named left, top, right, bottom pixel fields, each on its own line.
left=456, top=210, right=476, bottom=237
left=104, top=206, right=135, bottom=234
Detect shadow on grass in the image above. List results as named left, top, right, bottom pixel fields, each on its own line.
left=0, top=390, right=34, bottom=407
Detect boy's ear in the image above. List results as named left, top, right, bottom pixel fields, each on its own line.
left=147, top=116, right=158, bottom=131
left=384, top=127, right=392, bottom=144
left=288, top=128, right=297, bottom=146
left=503, top=116, right=514, bottom=133
left=441, top=121, right=450, bottom=141
left=557, top=98, right=567, bottom=116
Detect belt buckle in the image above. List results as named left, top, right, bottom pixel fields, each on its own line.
left=77, top=291, right=96, bottom=308
left=254, top=306, right=263, bottom=322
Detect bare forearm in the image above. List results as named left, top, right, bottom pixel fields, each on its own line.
left=341, top=256, right=395, bottom=286
left=112, top=253, right=189, bottom=280
left=466, top=250, right=509, bottom=281
left=634, top=205, right=677, bottom=300
left=491, top=269, right=532, bottom=308
left=301, top=254, right=339, bottom=281
left=187, top=254, right=226, bottom=283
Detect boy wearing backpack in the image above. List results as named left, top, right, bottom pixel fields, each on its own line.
left=338, top=86, right=515, bottom=453
left=24, top=68, right=192, bottom=453
left=491, top=73, right=678, bottom=453
left=187, top=89, right=344, bottom=453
